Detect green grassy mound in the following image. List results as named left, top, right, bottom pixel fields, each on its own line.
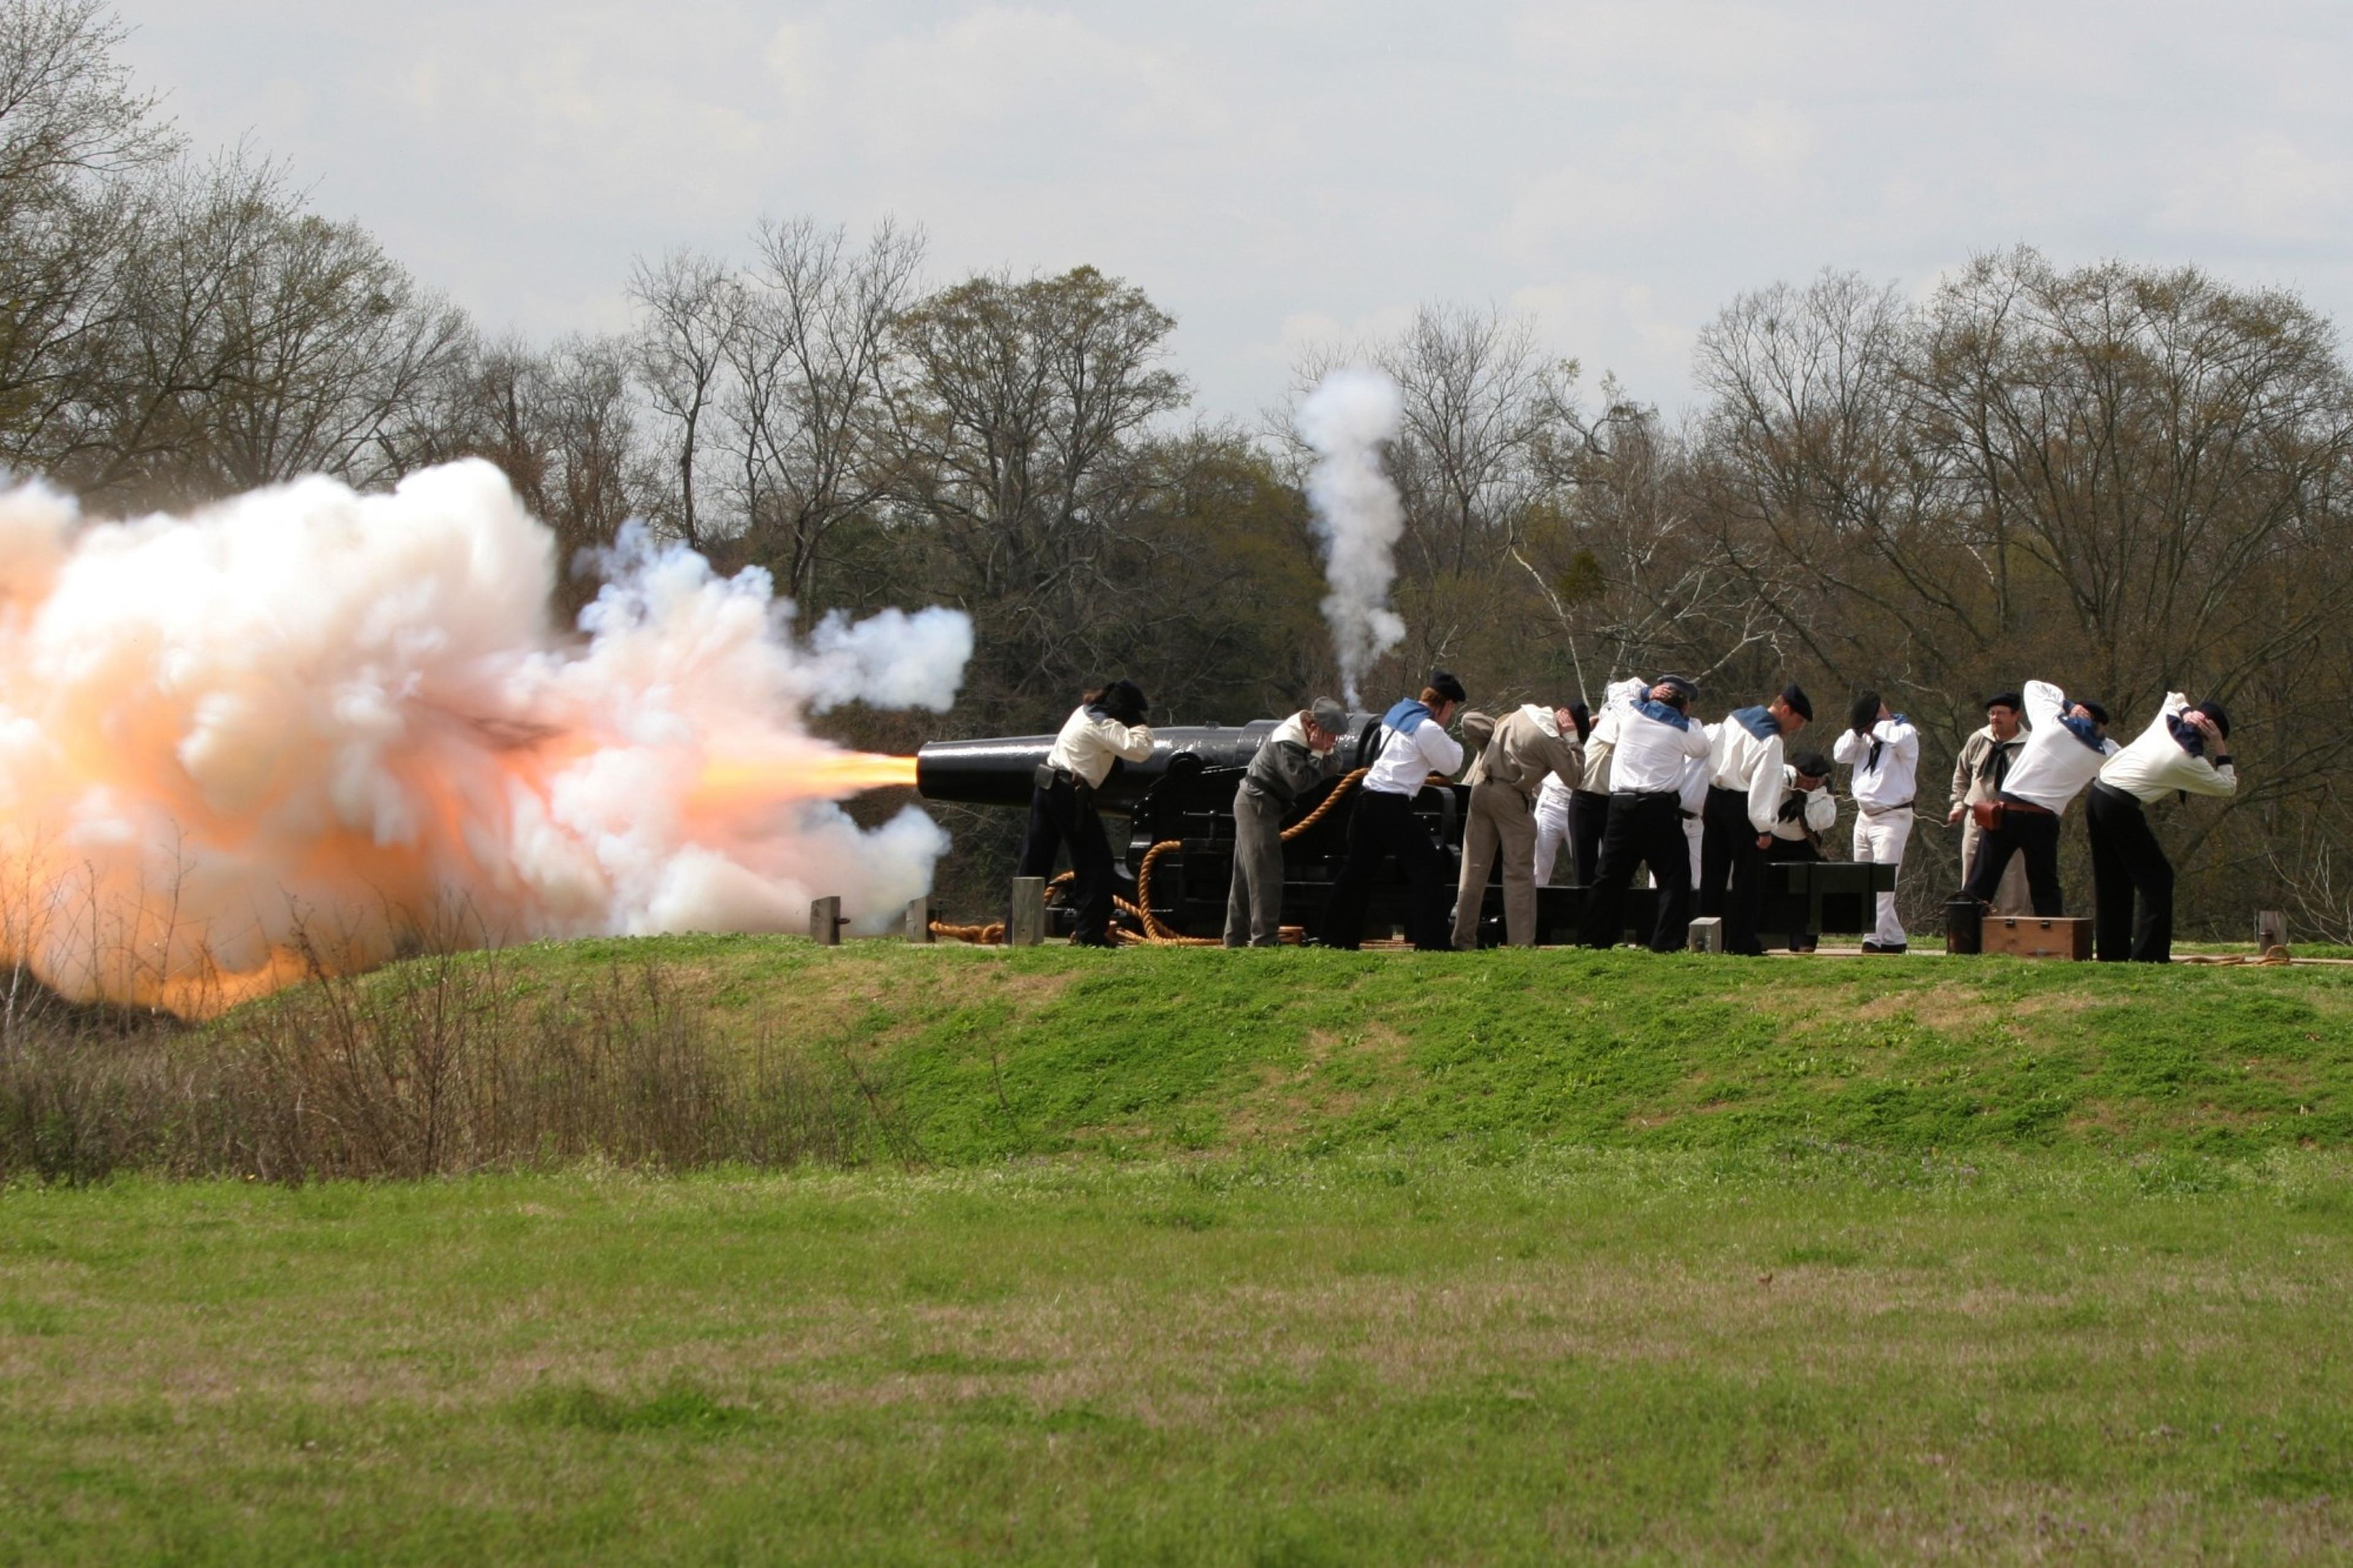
left=471, top=935, right=2353, bottom=1164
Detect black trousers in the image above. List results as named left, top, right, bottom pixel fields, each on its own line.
left=2086, top=781, right=2173, bottom=963
left=1699, top=786, right=1768, bottom=955
left=1567, top=789, right=1612, bottom=887
left=1320, top=789, right=1453, bottom=951
left=1015, top=777, right=1117, bottom=944
left=1580, top=792, right=1692, bottom=952
left=1960, top=801, right=2065, bottom=917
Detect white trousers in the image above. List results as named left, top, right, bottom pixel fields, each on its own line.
left=1852, top=806, right=1912, bottom=946
left=1533, top=790, right=1572, bottom=884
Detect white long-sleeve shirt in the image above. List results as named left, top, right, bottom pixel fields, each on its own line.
left=1998, top=680, right=2117, bottom=814
left=1832, top=715, right=1921, bottom=811
left=1678, top=733, right=1716, bottom=817
left=1610, top=699, right=1715, bottom=793
left=2099, top=692, right=2238, bottom=805
left=1362, top=706, right=1464, bottom=796
left=1044, top=704, right=1156, bottom=788
left=1580, top=678, right=1649, bottom=793
left=1769, top=765, right=1840, bottom=841
left=1708, top=711, right=1787, bottom=833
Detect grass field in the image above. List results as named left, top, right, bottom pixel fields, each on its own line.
left=6, top=939, right=2353, bottom=1563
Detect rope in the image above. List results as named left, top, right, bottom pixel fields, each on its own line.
left=928, top=920, right=1006, bottom=945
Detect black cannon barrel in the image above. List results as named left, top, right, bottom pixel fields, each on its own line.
left=916, top=714, right=1385, bottom=811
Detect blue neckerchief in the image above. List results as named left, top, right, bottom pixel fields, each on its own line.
left=2058, top=713, right=2105, bottom=752
left=1731, top=705, right=1778, bottom=741
left=1632, top=698, right=1691, bottom=732
left=1866, top=714, right=1907, bottom=773
left=2165, top=714, right=2205, bottom=758
left=1382, top=698, right=1431, bottom=735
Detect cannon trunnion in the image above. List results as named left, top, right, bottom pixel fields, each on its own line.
left=915, top=717, right=1893, bottom=945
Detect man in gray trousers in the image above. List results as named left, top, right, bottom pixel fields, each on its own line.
left=1225, top=698, right=1347, bottom=946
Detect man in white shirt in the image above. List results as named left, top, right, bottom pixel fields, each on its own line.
left=1699, top=682, right=1813, bottom=956
left=1569, top=678, right=1648, bottom=884
left=1764, top=750, right=1838, bottom=950
left=1320, top=672, right=1468, bottom=950
left=2088, top=695, right=2237, bottom=963
left=1456, top=700, right=1586, bottom=946
left=1832, top=691, right=1922, bottom=954
left=1959, top=680, right=2115, bottom=917
left=1020, top=680, right=1156, bottom=945
left=1531, top=702, right=1593, bottom=887
left=1579, top=676, right=1716, bottom=951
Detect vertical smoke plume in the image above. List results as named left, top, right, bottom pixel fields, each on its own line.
left=0, top=460, right=972, bottom=1013
left=1297, top=368, right=1406, bottom=706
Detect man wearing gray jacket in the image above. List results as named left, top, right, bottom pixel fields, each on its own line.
left=1224, top=699, right=1347, bottom=947
left=1453, top=702, right=1586, bottom=947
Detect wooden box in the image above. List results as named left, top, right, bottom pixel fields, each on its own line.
left=1980, top=915, right=2092, bottom=960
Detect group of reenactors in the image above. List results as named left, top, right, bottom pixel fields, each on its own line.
left=1020, top=669, right=2238, bottom=964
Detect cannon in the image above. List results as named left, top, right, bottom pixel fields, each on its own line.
left=915, top=716, right=1893, bottom=945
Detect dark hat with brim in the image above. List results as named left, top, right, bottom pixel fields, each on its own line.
left=1779, top=683, right=1814, bottom=722
left=1429, top=670, right=1468, bottom=705
left=2192, top=700, right=2231, bottom=740
left=1985, top=691, right=2023, bottom=713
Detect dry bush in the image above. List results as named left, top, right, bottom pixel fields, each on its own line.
left=0, top=950, right=893, bottom=1184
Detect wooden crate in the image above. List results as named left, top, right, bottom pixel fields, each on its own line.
left=1980, top=915, right=2092, bottom=960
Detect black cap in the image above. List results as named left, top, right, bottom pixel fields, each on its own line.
left=1096, top=679, right=1149, bottom=725
left=2193, top=700, right=2231, bottom=740
left=1791, top=750, right=1833, bottom=781
left=1656, top=674, right=1699, bottom=709
left=1985, top=691, right=2023, bottom=713
left=1428, top=670, right=1468, bottom=705
left=1848, top=691, right=1882, bottom=735
left=1567, top=700, right=1593, bottom=743
left=2077, top=699, right=2110, bottom=727
left=1779, top=683, right=1813, bottom=722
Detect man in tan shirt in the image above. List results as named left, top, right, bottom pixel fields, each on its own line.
left=1453, top=702, right=1586, bottom=947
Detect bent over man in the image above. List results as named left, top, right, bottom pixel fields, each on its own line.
left=1580, top=676, right=1714, bottom=952
left=2087, top=695, right=2237, bottom=963
left=1320, top=672, right=1468, bottom=951
left=1454, top=700, right=1585, bottom=947
left=1700, top=683, right=1812, bottom=955
left=1224, top=698, right=1346, bottom=947
left=1833, top=691, right=1922, bottom=953
left=1018, top=680, right=1155, bottom=946
left=1960, top=680, right=2114, bottom=917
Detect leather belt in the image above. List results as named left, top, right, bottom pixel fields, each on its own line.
left=1994, top=793, right=2053, bottom=816
left=1860, top=799, right=1915, bottom=816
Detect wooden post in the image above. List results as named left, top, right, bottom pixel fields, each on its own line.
left=1688, top=917, right=1724, bottom=953
left=809, top=896, right=843, bottom=946
left=2257, top=910, right=2288, bottom=952
left=1009, top=877, right=1047, bottom=947
left=905, top=896, right=934, bottom=943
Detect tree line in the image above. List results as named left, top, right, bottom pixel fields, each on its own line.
left=8, top=0, right=2348, bottom=938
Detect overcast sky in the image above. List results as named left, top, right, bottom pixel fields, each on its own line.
left=118, top=0, right=2353, bottom=422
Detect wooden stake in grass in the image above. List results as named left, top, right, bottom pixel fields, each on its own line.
left=1009, top=879, right=1045, bottom=947
left=809, top=898, right=844, bottom=947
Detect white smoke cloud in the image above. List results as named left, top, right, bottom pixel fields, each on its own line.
left=0, top=460, right=969, bottom=1009
left=1297, top=368, right=1406, bottom=706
